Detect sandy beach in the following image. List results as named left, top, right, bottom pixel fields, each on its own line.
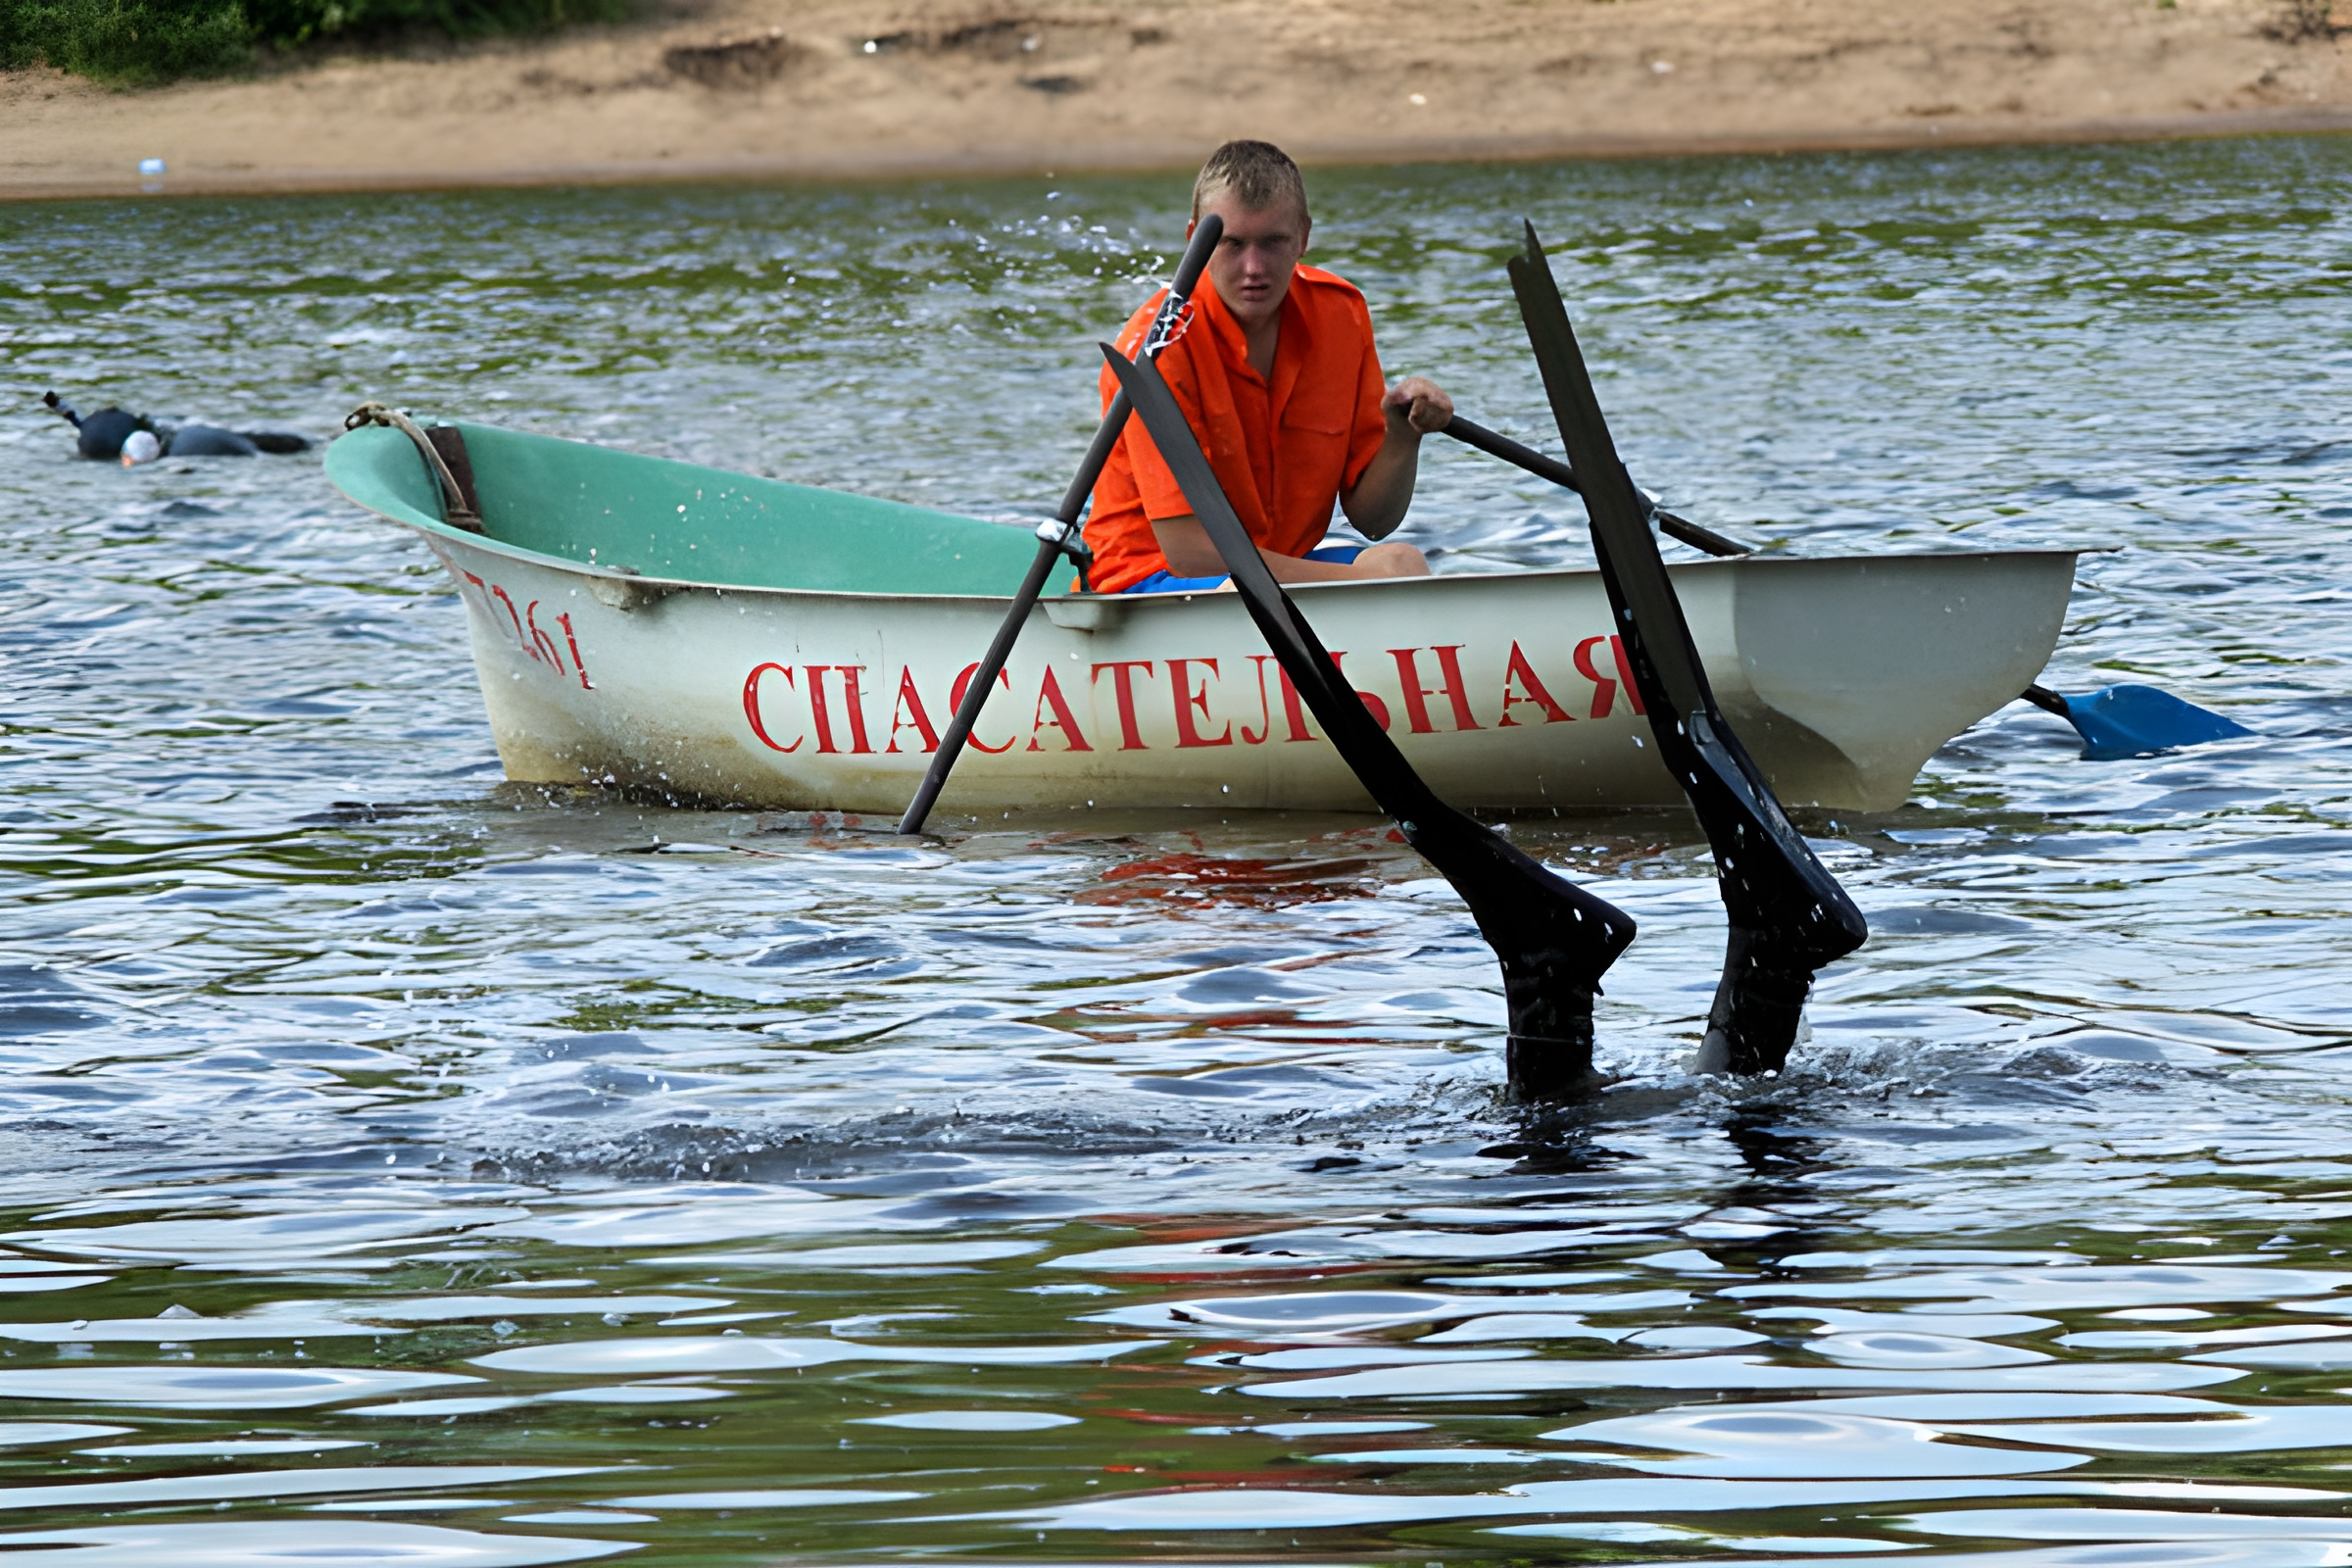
left=3, top=0, right=2349, bottom=199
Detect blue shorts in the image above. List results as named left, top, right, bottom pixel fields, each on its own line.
left=1124, top=545, right=1363, bottom=594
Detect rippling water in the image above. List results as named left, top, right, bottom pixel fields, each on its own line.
left=2, top=135, right=2349, bottom=1566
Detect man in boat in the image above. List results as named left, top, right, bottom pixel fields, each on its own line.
left=1086, top=140, right=1452, bottom=594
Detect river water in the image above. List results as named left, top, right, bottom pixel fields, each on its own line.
left=1, top=135, right=2348, bottom=1566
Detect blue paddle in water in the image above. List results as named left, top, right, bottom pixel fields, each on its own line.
left=2020, top=681, right=2252, bottom=760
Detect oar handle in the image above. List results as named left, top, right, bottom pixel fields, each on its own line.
left=1440, top=414, right=1755, bottom=560
left=898, top=215, right=1226, bottom=836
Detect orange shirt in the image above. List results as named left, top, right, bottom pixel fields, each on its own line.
left=1085, top=264, right=1392, bottom=594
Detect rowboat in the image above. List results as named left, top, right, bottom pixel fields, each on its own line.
left=325, top=419, right=2077, bottom=816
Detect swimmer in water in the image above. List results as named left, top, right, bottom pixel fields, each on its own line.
left=42, top=391, right=311, bottom=464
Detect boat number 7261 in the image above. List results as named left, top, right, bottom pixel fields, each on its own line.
left=447, top=563, right=593, bottom=690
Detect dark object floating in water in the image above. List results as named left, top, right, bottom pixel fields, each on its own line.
left=43, top=390, right=311, bottom=462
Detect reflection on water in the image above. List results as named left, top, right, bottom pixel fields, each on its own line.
left=1, top=133, right=2349, bottom=1563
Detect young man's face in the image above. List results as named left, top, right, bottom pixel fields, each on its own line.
left=1191, top=190, right=1310, bottom=332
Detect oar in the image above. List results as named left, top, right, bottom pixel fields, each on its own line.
left=1100, top=341, right=1638, bottom=1100
left=1440, top=414, right=1758, bottom=559
left=897, top=213, right=1227, bottom=838
left=1445, top=413, right=2253, bottom=761
left=1506, top=220, right=1867, bottom=1078
left=2020, top=681, right=2251, bottom=760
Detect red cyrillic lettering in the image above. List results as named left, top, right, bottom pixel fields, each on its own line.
left=886, top=667, right=940, bottom=754
left=1610, top=634, right=1647, bottom=716
left=1168, top=658, right=1232, bottom=748
left=835, top=665, right=874, bottom=754
left=1241, top=654, right=1274, bottom=746
left=1027, top=665, right=1094, bottom=752
left=743, top=662, right=803, bottom=752
left=951, top=662, right=1017, bottom=754
left=1388, top=645, right=1481, bottom=734
left=1276, top=661, right=1314, bottom=741
left=1572, top=635, right=1618, bottom=718
left=1091, top=660, right=1156, bottom=750
left=1497, top=641, right=1570, bottom=726
left=490, top=584, right=537, bottom=662
left=1238, top=655, right=1320, bottom=744
left=804, top=665, right=841, bottom=754
left=555, top=612, right=592, bottom=690
left=524, top=601, right=565, bottom=672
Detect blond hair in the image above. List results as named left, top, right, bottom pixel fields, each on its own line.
left=1190, top=140, right=1309, bottom=225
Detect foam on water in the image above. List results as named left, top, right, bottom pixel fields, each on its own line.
left=1541, top=1407, right=2089, bottom=1478
left=0, top=1365, right=477, bottom=1407
left=0, top=1466, right=593, bottom=1513
left=850, top=1410, right=1080, bottom=1431
left=1805, top=1330, right=2054, bottom=1368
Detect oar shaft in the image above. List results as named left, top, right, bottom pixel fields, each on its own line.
left=1054, top=390, right=1132, bottom=525
left=2019, top=683, right=2072, bottom=717
left=897, top=537, right=1060, bottom=835
left=898, top=214, right=1225, bottom=836
left=1443, top=413, right=1579, bottom=492
left=1440, top=414, right=1755, bottom=560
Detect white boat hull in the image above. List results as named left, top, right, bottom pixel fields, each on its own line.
left=416, top=533, right=2076, bottom=816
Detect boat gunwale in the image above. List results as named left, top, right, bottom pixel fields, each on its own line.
left=363, top=505, right=2089, bottom=608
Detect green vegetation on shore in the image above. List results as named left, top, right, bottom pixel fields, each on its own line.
left=0, top=0, right=630, bottom=85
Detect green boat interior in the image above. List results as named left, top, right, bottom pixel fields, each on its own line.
left=325, top=419, right=1073, bottom=597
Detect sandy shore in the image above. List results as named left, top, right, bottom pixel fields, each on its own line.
left=4, top=0, right=2349, bottom=200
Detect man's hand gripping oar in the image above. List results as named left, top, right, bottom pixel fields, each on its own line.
left=1100, top=342, right=1637, bottom=1100
left=1506, top=221, right=1867, bottom=1076
left=898, top=214, right=1226, bottom=837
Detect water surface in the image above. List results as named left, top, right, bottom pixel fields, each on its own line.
left=1, top=135, right=2349, bottom=1565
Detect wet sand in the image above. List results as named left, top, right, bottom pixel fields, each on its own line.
left=3, top=0, right=2349, bottom=199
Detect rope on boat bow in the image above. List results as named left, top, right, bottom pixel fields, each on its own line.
left=344, top=403, right=484, bottom=534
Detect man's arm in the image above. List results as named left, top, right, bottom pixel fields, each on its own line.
left=1339, top=376, right=1454, bottom=540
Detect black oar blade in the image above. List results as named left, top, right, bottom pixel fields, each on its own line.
left=1504, top=221, right=1865, bottom=1077
left=1099, top=342, right=1636, bottom=1097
